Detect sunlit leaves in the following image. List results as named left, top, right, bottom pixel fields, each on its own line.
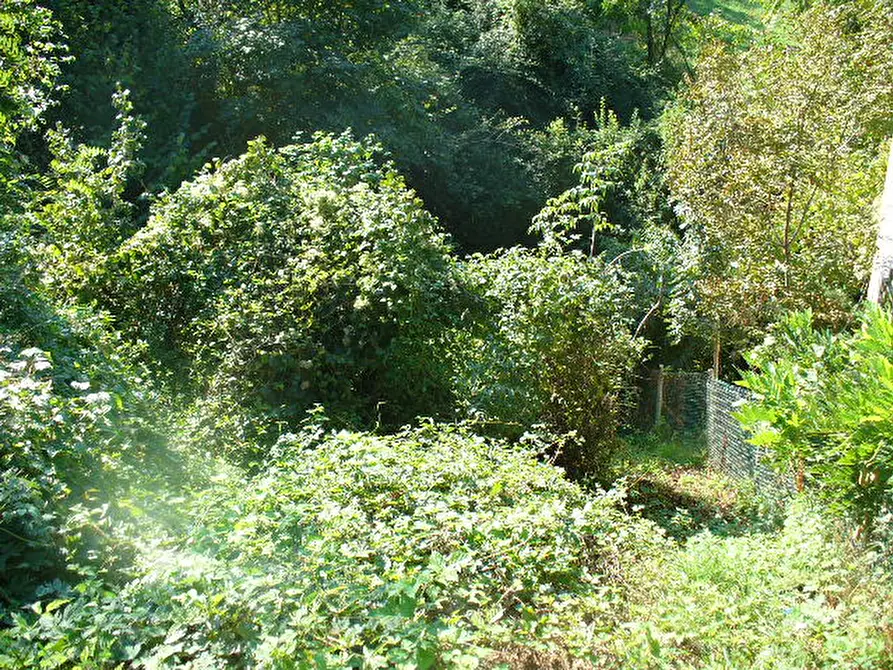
left=454, top=246, right=645, bottom=478
left=0, top=0, right=65, bottom=209
left=665, top=0, right=893, bottom=348
left=108, top=131, right=457, bottom=455
left=739, top=306, right=893, bottom=536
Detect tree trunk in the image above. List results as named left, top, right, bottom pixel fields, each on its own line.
left=867, top=141, right=893, bottom=304
left=654, top=366, right=664, bottom=428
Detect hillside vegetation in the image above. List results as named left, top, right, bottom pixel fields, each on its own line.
left=2, top=0, right=893, bottom=667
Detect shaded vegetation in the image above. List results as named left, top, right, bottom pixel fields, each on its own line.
left=3, top=0, right=893, bottom=666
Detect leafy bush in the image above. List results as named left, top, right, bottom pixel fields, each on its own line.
left=27, top=88, right=145, bottom=299
left=8, top=417, right=892, bottom=669
left=107, top=131, right=459, bottom=454
left=1, top=219, right=164, bottom=606
left=453, top=246, right=645, bottom=479
left=45, top=0, right=203, bottom=190
left=0, top=332, right=160, bottom=604
left=0, top=420, right=663, bottom=668
left=0, top=347, right=114, bottom=601
left=736, top=307, right=893, bottom=539
left=38, top=0, right=662, bottom=252
left=532, top=103, right=675, bottom=260
left=527, top=104, right=687, bottom=372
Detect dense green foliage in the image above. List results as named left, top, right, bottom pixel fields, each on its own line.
left=0, top=421, right=663, bottom=667
left=612, top=437, right=893, bottom=667
left=665, top=0, right=893, bottom=362
left=18, top=114, right=644, bottom=465
left=0, top=342, right=146, bottom=603
left=621, top=501, right=893, bottom=667
left=28, top=88, right=146, bottom=298
left=0, top=229, right=162, bottom=606
left=40, top=0, right=669, bottom=250
left=3, top=0, right=893, bottom=667
left=45, top=0, right=200, bottom=186
left=56, top=128, right=643, bottom=462
left=738, top=307, right=893, bottom=537
left=454, top=247, right=644, bottom=478
left=533, top=105, right=674, bottom=255
left=0, top=0, right=64, bottom=209
left=7, top=412, right=893, bottom=669
left=104, top=132, right=459, bottom=452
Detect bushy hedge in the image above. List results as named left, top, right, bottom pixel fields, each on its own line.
left=107, top=132, right=460, bottom=453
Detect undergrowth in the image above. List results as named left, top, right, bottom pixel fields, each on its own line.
left=611, top=430, right=893, bottom=668
left=618, top=500, right=893, bottom=668
left=1, top=420, right=664, bottom=668
left=4, top=417, right=893, bottom=668
left=615, top=429, right=783, bottom=540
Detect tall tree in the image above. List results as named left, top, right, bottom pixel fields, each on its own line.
left=665, top=0, right=893, bottom=367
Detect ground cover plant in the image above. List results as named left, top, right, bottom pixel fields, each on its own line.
left=7, top=408, right=893, bottom=669
left=613, top=430, right=780, bottom=540
left=1, top=420, right=667, bottom=668
left=3, top=0, right=893, bottom=666
left=607, top=432, right=893, bottom=668
left=617, top=500, right=893, bottom=668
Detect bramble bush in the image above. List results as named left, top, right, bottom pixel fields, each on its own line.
left=1, top=209, right=168, bottom=608
left=106, top=131, right=460, bottom=455
left=97, top=128, right=643, bottom=474
left=0, top=345, right=135, bottom=603
left=28, top=88, right=146, bottom=300
left=453, top=246, right=645, bottom=480
left=6, top=414, right=893, bottom=669
left=0, top=419, right=665, bottom=668
left=0, top=0, right=65, bottom=211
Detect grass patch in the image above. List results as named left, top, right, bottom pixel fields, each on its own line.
left=687, top=0, right=766, bottom=27
left=610, top=430, right=893, bottom=667
left=617, top=500, right=893, bottom=668
left=614, top=428, right=784, bottom=540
